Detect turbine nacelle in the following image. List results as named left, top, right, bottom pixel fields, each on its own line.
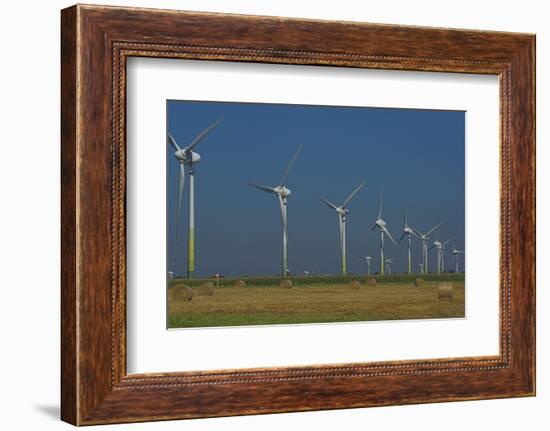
left=175, top=149, right=201, bottom=165
left=274, top=186, right=292, bottom=199
left=376, top=218, right=386, bottom=228
left=336, top=207, right=349, bottom=217
left=403, top=226, right=415, bottom=235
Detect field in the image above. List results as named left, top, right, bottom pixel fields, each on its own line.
left=167, top=275, right=465, bottom=328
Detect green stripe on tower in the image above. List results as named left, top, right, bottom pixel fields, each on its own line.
left=342, top=254, right=346, bottom=275
left=187, top=228, right=195, bottom=279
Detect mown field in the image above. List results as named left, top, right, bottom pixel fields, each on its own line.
left=167, top=275, right=465, bottom=328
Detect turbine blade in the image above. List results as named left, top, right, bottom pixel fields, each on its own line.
left=177, top=163, right=185, bottom=219
left=342, top=181, right=366, bottom=208
left=403, top=207, right=408, bottom=227
left=378, top=187, right=383, bottom=219
left=279, top=143, right=303, bottom=186
left=382, top=226, right=398, bottom=246
left=426, top=222, right=441, bottom=237
left=321, top=197, right=338, bottom=211
left=184, top=116, right=224, bottom=152
left=167, top=133, right=181, bottom=151
left=442, top=237, right=453, bottom=247
left=369, top=223, right=378, bottom=231
left=338, top=217, right=344, bottom=252
left=249, top=183, right=276, bottom=193
left=429, top=244, right=436, bottom=251
left=409, top=225, right=423, bottom=238
left=278, top=196, right=288, bottom=233
left=398, top=231, right=406, bottom=244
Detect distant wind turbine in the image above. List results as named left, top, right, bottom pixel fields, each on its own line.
left=360, top=256, right=372, bottom=275
left=369, top=189, right=397, bottom=275
left=322, top=181, right=366, bottom=275
left=451, top=241, right=464, bottom=273
left=430, top=237, right=453, bottom=274
left=398, top=208, right=420, bottom=274
left=250, top=144, right=304, bottom=276
left=168, top=116, right=223, bottom=278
left=385, top=256, right=395, bottom=275
left=410, top=222, right=441, bottom=274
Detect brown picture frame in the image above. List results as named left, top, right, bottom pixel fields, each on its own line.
left=61, top=4, right=536, bottom=425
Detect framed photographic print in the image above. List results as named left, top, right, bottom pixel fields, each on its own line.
left=61, top=4, right=535, bottom=425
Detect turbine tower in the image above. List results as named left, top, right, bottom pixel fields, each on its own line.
left=369, top=189, right=397, bottom=275
left=360, top=256, right=372, bottom=275
left=321, top=181, right=366, bottom=275
left=250, top=144, right=304, bottom=276
left=398, top=208, right=420, bottom=274
left=168, top=117, right=223, bottom=279
left=430, top=237, right=453, bottom=274
left=410, top=222, right=441, bottom=274
left=451, top=241, right=464, bottom=273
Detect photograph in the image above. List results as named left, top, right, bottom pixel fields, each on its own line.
left=166, top=100, right=466, bottom=328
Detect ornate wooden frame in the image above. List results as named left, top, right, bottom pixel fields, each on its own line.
left=61, top=4, right=535, bottom=425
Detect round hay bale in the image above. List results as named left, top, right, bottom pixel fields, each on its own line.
left=234, top=279, right=246, bottom=288
left=197, top=281, right=215, bottom=296
left=366, top=277, right=377, bottom=286
left=169, top=285, right=193, bottom=302
left=414, top=277, right=425, bottom=287
left=438, top=282, right=454, bottom=300
left=349, top=280, right=361, bottom=290
left=280, top=279, right=293, bottom=289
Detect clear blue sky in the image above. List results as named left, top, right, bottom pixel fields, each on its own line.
left=167, top=100, right=465, bottom=277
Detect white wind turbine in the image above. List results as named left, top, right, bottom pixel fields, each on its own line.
left=168, top=117, right=223, bottom=279
left=360, top=256, right=372, bottom=275
left=410, top=222, right=441, bottom=274
left=322, top=181, right=366, bottom=276
left=250, top=144, right=304, bottom=276
left=451, top=241, right=464, bottom=273
left=430, top=237, right=453, bottom=274
left=398, top=208, right=420, bottom=274
left=385, top=256, right=395, bottom=275
left=369, top=189, right=397, bottom=275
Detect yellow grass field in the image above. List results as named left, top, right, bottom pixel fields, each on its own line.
left=168, top=280, right=465, bottom=328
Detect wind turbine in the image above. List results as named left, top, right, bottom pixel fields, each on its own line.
left=430, top=237, right=453, bottom=274
left=385, top=257, right=395, bottom=275
left=398, top=208, right=420, bottom=274
left=168, top=117, right=223, bottom=279
left=250, top=144, right=304, bottom=276
left=360, top=256, right=372, bottom=275
left=440, top=238, right=452, bottom=272
left=452, top=241, right=464, bottom=273
left=321, top=181, right=366, bottom=275
left=369, top=189, right=397, bottom=275
left=410, top=222, right=441, bottom=274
